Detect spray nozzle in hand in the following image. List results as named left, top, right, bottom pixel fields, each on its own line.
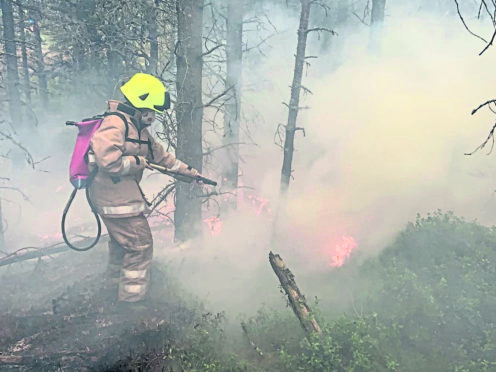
left=148, top=162, right=217, bottom=186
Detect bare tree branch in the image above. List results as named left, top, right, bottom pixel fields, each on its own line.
left=352, top=11, right=371, bottom=26
left=202, top=86, right=233, bottom=108
left=454, top=0, right=488, bottom=43
left=479, top=27, right=496, bottom=55
left=471, top=99, right=496, bottom=115
left=0, top=186, right=30, bottom=201
left=466, top=98, right=496, bottom=155
left=305, top=27, right=337, bottom=36
left=201, top=42, right=224, bottom=57
left=0, top=131, right=35, bottom=168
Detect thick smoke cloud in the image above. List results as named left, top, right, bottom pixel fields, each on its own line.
left=171, top=9, right=496, bottom=314
left=3, top=3, right=496, bottom=317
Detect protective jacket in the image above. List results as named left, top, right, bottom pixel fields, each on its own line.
left=89, top=100, right=194, bottom=218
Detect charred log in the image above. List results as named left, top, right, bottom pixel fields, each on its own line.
left=269, top=251, right=322, bottom=336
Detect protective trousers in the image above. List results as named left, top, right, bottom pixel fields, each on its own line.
left=101, top=214, right=153, bottom=302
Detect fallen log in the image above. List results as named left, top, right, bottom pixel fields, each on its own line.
left=0, top=350, right=98, bottom=366
left=0, top=234, right=110, bottom=268
left=0, top=223, right=174, bottom=268
left=269, top=251, right=322, bottom=336
left=0, top=355, right=22, bottom=364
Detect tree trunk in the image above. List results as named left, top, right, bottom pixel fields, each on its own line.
left=222, top=0, right=243, bottom=208
left=369, top=0, right=386, bottom=53
left=280, top=0, right=311, bottom=195
left=17, top=1, right=31, bottom=104
left=32, top=16, right=48, bottom=107
left=147, top=2, right=159, bottom=74
left=1, top=0, right=22, bottom=127
left=174, top=0, right=204, bottom=241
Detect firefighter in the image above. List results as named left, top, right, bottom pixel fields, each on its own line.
left=88, top=73, right=198, bottom=304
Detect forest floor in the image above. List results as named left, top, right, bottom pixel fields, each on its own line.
left=0, top=246, right=207, bottom=371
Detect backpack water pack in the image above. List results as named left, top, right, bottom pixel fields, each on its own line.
left=61, top=112, right=127, bottom=251
left=68, top=117, right=104, bottom=189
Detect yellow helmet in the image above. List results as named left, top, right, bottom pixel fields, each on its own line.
left=120, top=73, right=170, bottom=113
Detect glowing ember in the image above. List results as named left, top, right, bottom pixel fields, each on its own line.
left=330, top=235, right=357, bottom=267
left=42, top=232, right=62, bottom=241
left=204, top=216, right=223, bottom=237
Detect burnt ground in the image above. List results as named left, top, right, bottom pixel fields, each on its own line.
left=0, top=246, right=211, bottom=371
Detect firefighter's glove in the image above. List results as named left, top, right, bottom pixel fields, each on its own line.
left=182, top=167, right=198, bottom=178
left=188, top=168, right=203, bottom=186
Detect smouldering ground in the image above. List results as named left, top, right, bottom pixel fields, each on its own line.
left=0, top=247, right=204, bottom=371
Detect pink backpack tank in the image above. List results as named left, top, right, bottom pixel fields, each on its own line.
left=67, top=117, right=104, bottom=189
left=62, top=112, right=127, bottom=251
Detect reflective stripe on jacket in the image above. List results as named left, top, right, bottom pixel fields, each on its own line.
left=89, top=100, right=193, bottom=218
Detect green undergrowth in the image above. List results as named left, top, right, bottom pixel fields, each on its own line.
left=115, top=211, right=496, bottom=371
left=360, top=210, right=496, bottom=371
left=239, top=308, right=398, bottom=372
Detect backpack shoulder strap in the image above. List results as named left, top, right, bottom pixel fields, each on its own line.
left=103, top=111, right=129, bottom=139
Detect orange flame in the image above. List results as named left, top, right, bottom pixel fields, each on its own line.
left=204, top=216, right=223, bottom=237
left=330, top=235, right=357, bottom=267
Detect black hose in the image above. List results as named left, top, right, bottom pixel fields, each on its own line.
left=61, top=186, right=102, bottom=252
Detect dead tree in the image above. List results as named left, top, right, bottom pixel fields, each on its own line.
left=369, top=0, right=386, bottom=53
left=279, top=0, right=336, bottom=195
left=274, top=0, right=335, bottom=248
left=222, top=0, right=244, bottom=208
left=280, top=0, right=312, bottom=195
left=1, top=0, right=23, bottom=126
left=269, top=251, right=322, bottom=336
left=174, top=0, right=204, bottom=241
